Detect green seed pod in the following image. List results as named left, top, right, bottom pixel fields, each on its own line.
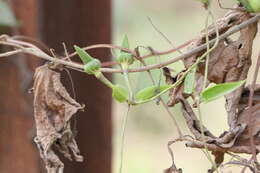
left=117, top=53, right=134, bottom=66
left=84, top=59, right=101, bottom=75
left=116, top=35, right=134, bottom=66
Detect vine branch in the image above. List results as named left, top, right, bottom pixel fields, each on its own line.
left=0, top=14, right=260, bottom=74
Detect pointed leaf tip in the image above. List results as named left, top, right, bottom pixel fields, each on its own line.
left=121, top=35, right=130, bottom=49
left=135, top=85, right=171, bottom=102
left=74, top=45, right=93, bottom=64
left=201, top=80, right=246, bottom=103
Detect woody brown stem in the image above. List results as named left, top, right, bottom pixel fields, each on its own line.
left=0, top=13, right=260, bottom=74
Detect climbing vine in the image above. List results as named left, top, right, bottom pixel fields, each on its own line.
left=1, top=1, right=260, bottom=173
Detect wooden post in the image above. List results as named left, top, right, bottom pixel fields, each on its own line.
left=39, top=1, right=112, bottom=173
left=0, top=0, right=112, bottom=173
left=0, top=0, right=41, bottom=173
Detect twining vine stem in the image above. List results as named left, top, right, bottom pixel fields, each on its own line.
left=0, top=5, right=260, bottom=173
left=0, top=13, right=260, bottom=74
left=101, top=13, right=260, bottom=73
left=198, top=7, right=219, bottom=172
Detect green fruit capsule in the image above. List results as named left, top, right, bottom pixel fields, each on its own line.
left=116, top=35, right=134, bottom=66
left=117, top=53, right=134, bottom=66
left=84, top=59, right=101, bottom=75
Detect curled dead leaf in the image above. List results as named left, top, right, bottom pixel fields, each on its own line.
left=32, top=63, right=84, bottom=173
left=234, top=103, right=260, bottom=152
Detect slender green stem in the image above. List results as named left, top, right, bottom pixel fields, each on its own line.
left=134, top=13, right=220, bottom=105
left=118, top=105, right=131, bottom=173
left=138, top=57, right=183, bottom=136
left=121, top=63, right=134, bottom=102
left=135, top=33, right=219, bottom=105
left=95, top=71, right=114, bottom=89
left=203, top=11, right=210, bottom=90
left=197, top=99, right=218, bottom=172
left=203, top=10, right=218, bottom=90
left=198, top=8, right=220, bottom=173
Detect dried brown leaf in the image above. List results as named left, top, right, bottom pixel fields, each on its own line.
left=165, top=10, right=251, bottom=108
left=234, top=103, right=260, bottom=151
left=32, top=63, right=84, bottom=173
left=172, top=12, right=259, bottom=164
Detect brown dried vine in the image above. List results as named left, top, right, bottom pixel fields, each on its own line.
left=32, top=63, right=84, bottom=173
left=0, top=5, right=260, bottom=173
left=165, top=10, right=260, bottom=172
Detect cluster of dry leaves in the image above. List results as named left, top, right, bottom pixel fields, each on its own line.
left=164, top=9, right=260, bottom=173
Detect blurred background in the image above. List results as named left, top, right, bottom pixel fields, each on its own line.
left=0, top=0, right=260, bottom=173
left=112, top=1, right=260, bottom=173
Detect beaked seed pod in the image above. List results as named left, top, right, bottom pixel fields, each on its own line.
left=116, top=35, right=134, bottom=66
left=84, top=59, right=101, bottom=75
left=117, top=53, right=134, bottom=66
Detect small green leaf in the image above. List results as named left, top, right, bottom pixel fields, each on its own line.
left=249, top=0, right=260, bottom=12
left=237, top=0, right=260, bottom=12
left=121, top=35, right=130, bottom=49
left=112, top=85, right=129, bottom=103
left=74, top=45, right=93, bottom=64
left=184, top=66, right=197, bottom=94
left=0, top=1, right=18, bottom=27
left=135, top=85, right=171, bottom=102
left=201, top=80, right=246, bottom=103
left=237, top=0, right=255, bottom=12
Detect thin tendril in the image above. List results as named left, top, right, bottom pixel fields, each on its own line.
left=122, top=67, right=134, bottom=102
left=118, top=105, right=131, bottom=173
left=198, top=7, right=220, bottom=173
left=64, top=68, right=78, bottom=135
